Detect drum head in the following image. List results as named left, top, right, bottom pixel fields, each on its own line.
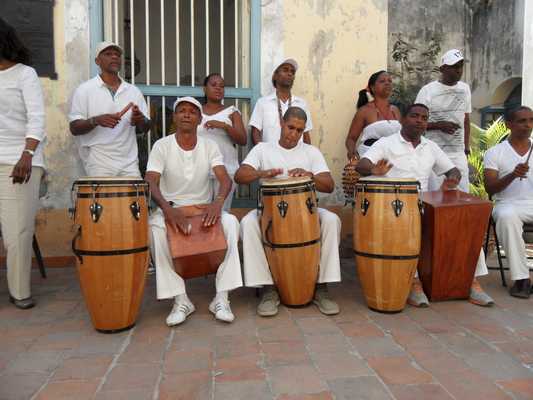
left=261, top=176, right=312, bottom=187
left=73, top=176, right=146, bottom=186
left=357, top=177, right=419, bottom=186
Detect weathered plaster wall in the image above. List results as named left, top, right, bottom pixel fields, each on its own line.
left=260, top=0, right=388, bottom=204
left=523, top=0, right=533, bottom=108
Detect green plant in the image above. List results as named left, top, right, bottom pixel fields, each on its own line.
left=468, top=117, right=510, bottom=199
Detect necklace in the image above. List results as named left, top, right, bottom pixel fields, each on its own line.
left=374, top=101, right=394, bottom=123
left=277, top=93, right=292, bottom=126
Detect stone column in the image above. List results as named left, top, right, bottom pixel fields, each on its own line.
left=523, top=0, right=533, bottom=107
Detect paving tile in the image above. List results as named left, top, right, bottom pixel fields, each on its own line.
left=101, top=363, right=160, bottom=391
left=350, top=336, right=406, bottom=358
left=387, top=383, right=454, bottom=400
left=51, top=355, right=113, bottom=381
left=337, top=321, right=384, bottom=338
left=159, top=370, right=212, bottom=400
left=258, top=323, right=303, bottom=343
left=304, top=333, right=351, bottom=354
left=276, top=392, right=334, bottom=400
left=267, top=364, right=328, bottom=396
left=35, top=379, right=100, bottom=400
left=408, top=348, right=470, bottom=376
left=462, top=352, right=533, bottom=380
left=437, top=369, right=512, bottom=400
left=163, top=348, right=213, bottom=374
left=214, top=353, right=265, bottom=382
left=94, top=389, right=154, bottom=400
left=327, top=376, right=393, bottom=400
left=296, top=317, right=342, bottom=335
left=366, top=356, right=433, bottom=385
left=311, top=351, right=372, bottom=379
left=262, top=340, right=310, bottom=366
left=0, top=373, right=49, bottom=400
left=215, top=335, right=260, bottom=358
left=117, top=341, right=166, bottom=364
left=497, top=378, right=533, bottom=400
left=214, top=380, right=271, bottom=400
left=5, top=350, right=64, bottom=374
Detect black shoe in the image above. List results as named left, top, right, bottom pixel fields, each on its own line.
left=510, top=279, right=531, bottom=299
left=9, top=295, right=35, bottom=309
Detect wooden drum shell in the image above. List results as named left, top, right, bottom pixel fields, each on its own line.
left=166, top=205, right=227, bottom=280
left=72, top=178, right=149, bottom=332
left=353, top=178, right=421, bottom=312
left=260, top=178, right=320, bottom=306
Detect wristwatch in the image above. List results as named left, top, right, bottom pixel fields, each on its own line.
left=23, top=149, right=35, bottom=157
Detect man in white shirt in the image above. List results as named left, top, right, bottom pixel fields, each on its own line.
left=145, top=97, right=242, bottom=326
left=415, top=49, right=471, bottom=192
left=249, top=58, right=313, bottom=145
left=236, top=107, right=341, bottom=316
left=484, top=106, right=533, bottom=298
left=69, top=41, right=151, bottom=177
left=357, top=103, right=494, bottom=307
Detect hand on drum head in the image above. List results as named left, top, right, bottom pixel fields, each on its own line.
left=259, top=168, right=284, bottom=178
left=441, top=177, right=459, bottom=191
left=288, top=168, right=313, bottom=178
left=370, top=159, right=393, bottom=176
left=202, top=202, right=223, bottom=227
left=163, top=207, right=192, bottom=235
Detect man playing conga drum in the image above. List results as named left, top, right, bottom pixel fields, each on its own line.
left=235, top=106, right=341, bottom=316
left=356, top=103, right=494, bottom=307
left=145, top=97, right=243, bottom=326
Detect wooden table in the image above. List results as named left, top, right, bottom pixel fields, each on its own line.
left=418, top=190, right=492, bottom=301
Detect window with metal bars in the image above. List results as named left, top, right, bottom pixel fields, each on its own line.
left=92, top=0, right=261, bottom=206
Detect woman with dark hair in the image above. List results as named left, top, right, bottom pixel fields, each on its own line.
left=345, top=71, right=401, bottom=158
left=197, top=73, right=246, bottom=211
left=0, top=18, right=46, bottom=309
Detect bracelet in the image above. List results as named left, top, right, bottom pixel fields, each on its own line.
left=89, top=117, right=97, bottom=128
left=215, top=195, right=225, bottom=201
left=23, top=149, right=34, bottom=157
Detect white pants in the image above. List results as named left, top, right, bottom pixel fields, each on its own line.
left=241, top=208, right=342, bottom=286
left=428, top=151, right=470, bottom=192
left=212, top=177, right=237, bottom=212
left=149, top=209, right=243, bottom=299
left=493, top=201, right=533, bottom=281
left=0, top=165, right=43, bottom=299
left=426, top=151, right=488, bottom=278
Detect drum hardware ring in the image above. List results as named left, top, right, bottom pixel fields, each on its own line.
left=277, top=200, right=289, bottom=218
left=130, top=184, right=142, bottom=221
left=89, top=184, right=103, bottom=223
left=391, top=185, right=404, bottom=217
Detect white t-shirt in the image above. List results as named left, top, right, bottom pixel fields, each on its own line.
left=197, top=105, right=240, bottom=175
left=363, top=133, right=455, bottom=192
left=0, top=63, right=46, bottom=167
left=242, top=141, right=329, bottom=183
left=146, top=135, right=224, bottom=206
left=415, top=80, right=471, bottom=153
left=249, top=92, right=313, bottom=143
left=68, top=75, right=148, bottom=175
left=484, top=140, right=533, bottom=203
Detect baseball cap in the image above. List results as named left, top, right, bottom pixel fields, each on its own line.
left=95, top=41, right=123, bottom=57
left=440, top=49, right=464, bottom=66
left=172, top=96, right=202, bottom=114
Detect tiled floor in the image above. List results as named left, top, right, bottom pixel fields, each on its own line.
left=1, top=257, right=533, bottom=400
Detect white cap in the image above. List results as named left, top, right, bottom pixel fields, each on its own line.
left=440, top=49, right=464, bottom=66
left=172, top=96, right=202, bottom=114
left=272, top=58, right=299, bottom=84
left=95, top=41, right=123, bottom=57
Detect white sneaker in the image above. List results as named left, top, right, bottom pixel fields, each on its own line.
left=166, top=299, right=195, bottom=327
left=208, top=298, right=235, bottom=323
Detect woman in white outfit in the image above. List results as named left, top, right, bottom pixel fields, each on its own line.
left=0, top=18, right=46, bottom=309
left=197, top=73, right=247, bottom=211
left=345, top=70, right=401, bottom=159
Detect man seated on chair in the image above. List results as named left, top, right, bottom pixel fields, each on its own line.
left=484, top=106, right=533, bottom=298
left=145, top=97, right=243, bottom=326
left=235, top=106, right=341, bottom=317
left=356, top=103, right=495, bottom=307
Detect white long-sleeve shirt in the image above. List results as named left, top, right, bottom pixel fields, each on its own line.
left=0, top=63, right=46, bottom=168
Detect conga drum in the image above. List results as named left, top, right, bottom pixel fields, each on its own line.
left=165, top=204, right=227, bottom=279
left=353, top=178, right=421, bottom=312
left=259, top=177, right=320, bottom=306
left=71, top=177, right=149, bottom=332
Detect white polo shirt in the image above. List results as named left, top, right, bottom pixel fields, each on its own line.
left=484, top=140, right=533, bottom=203
left=249, top=92, right=313, bottom=143
left=68, top=75, right=148, bottom=176
left=362, top=133, right=455, bottom=191
left=146, top=135, right=224, bottom=207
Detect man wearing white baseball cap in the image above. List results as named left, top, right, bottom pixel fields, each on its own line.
left=145, top=97, right=243, bottom=327
left=249, top=58, right=313, bottom=145
left=415, top=49, right=494, bottom=307
left=68, top=41, right=151, bottom=176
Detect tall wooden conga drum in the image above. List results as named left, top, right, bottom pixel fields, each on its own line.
left=165, top=204, right=227, bottom=279
left=259, top=177, right=320, bottom=306
left=353, top=178, right=421, bottom=312
left=71, top=177, right=149, bottom=332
